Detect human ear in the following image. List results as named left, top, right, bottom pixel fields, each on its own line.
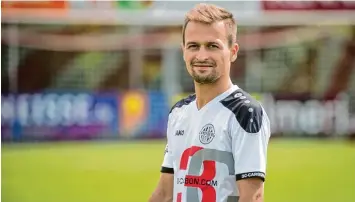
left=181, top=43, right=186, bottom=62
left=230, top=43, right=239, bottom=62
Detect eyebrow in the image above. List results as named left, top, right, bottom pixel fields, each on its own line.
left=186, top=41, right=220, bottom=46
left=186, top=42, right=199, bottom=46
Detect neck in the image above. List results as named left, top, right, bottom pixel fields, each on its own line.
left=194, top=77, right=233, bottom=110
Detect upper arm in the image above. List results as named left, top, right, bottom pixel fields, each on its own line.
left=161, top=115, right=174, bottom=173
left=161, top=143, right=174, bottom=173
left=229, top=101, right=271, bottom=200
left=149, top=116, right=175, bottom=202
left=232, top=105, right=270, bottom=180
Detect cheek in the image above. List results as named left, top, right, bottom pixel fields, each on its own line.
left=215, top=54, right=230, bottom=72
left=184, top=52, right=192, bottom=64
left=184, top=55, right=193, bottom=71
left=216, top=54, right=228, bottom=65
left=223, top=52, right=231, bottom=64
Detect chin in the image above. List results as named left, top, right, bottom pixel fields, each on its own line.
left=194, top=77, right=219, bottom=84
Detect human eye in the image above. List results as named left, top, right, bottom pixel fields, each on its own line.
left=208, top=43, right=219, bottom=49
left=187, top=44, right=199, bottom=49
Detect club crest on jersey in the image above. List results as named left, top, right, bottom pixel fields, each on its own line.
left=199, top=124, right=215, bottom=144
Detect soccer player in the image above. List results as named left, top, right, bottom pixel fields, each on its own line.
left=149, top=3, right=271, bottom=202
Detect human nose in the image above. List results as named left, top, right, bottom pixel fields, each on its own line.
left=195, top=48, right=209, bottom=61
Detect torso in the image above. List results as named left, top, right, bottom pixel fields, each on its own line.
left=168, top=85, right=241, bottom=202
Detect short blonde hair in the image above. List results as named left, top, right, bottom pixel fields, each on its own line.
left=182, top=3, right=237, bottom=47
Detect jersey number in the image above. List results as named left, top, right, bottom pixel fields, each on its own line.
left=177, top=146, right=215, bottom=202
left=177, top=146, right=236, bottom=202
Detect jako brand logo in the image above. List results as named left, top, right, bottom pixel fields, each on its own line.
left=175, top=130, right=184, bottom=136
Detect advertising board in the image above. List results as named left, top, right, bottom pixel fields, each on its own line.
left=1, top=92, right=119, bottom=141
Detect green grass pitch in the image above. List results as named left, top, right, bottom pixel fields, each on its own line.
left=2, top=139, right=355, bottom=202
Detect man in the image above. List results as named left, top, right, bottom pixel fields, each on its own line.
left=149, top=3, right=270, bottom=202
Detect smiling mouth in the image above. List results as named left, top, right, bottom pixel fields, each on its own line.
left=193, top=66, right=213, bottom=71
left=193, top=66, right=213, bottom=73
left=193, top=64, right=214, bottom=68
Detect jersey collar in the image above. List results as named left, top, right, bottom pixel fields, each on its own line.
left=194, top=84, right=240, bottom=112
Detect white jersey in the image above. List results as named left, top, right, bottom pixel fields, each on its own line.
left=161, top=85, right=271, bottom=202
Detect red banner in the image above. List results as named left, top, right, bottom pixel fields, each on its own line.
left=262, top=1, right=355, bottom=11
left=1, top=1, right=68, bottom=9
left=1, top=1, right=69, bottom=20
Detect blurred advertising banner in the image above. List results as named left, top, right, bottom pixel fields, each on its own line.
left=260, top=1, right=355, bottom=25
left=1, top=91, right=170, bottom=142
left=118, top=91, right=169, bottom=139
left=1, top=0, right=260, bottom=25
left=262, top=1, right=355, bottom=11
left=3, top=1, right=355, bottom=25
left=1, top=1, right=68, bottom=9
left=1, top=92, right=119, bottom=141
left=1, top=1, right=69, bottom=19
left=172, top=92, right=355, bottom=138
left=1, top=91, right=354, bottom=142
left=259, top=93, right=355, bottom=137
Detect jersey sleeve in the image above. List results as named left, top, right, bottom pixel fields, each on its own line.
left=160, top=143, right=174, bottom=174
left=160, top=115, right=174, bottom=174
left=230, top=106, right=271, bottom=182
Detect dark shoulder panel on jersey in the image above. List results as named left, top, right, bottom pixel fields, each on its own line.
left=169, top=94, right=196, bottom=114
left=220, top=89, right=263, bottom=133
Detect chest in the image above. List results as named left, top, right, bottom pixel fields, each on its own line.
left=169, top=107, right=233, bottom=160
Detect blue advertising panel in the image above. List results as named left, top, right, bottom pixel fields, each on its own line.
left=118, top=91, right=169, bottom=139
left=1, top=92, right=119, bottom=141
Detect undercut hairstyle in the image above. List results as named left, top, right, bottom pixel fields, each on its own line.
left=182, top=3, right=237, bottom=48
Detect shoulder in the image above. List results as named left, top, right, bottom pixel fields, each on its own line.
left=220, top=89, right=263, bottom=133
left=169, top=94, right=196, bottom=114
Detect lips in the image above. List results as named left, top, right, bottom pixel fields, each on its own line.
left=192, top=64, right=214, bottom=68
left=193, top=65, right=212, bottom=72
left=193, top=66, right=213, bottom=68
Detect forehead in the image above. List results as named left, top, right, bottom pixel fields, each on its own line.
left=184, top=21, right=228, bottom=44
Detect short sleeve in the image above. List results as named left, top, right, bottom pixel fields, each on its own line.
left=231, top=108, right=271, bottom=182
left=161, top=143, right=174, bottom=173
left=160, top=115, right=174, bottom=174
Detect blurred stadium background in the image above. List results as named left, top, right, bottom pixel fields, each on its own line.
left=1, top=1, right=355, bottom=202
